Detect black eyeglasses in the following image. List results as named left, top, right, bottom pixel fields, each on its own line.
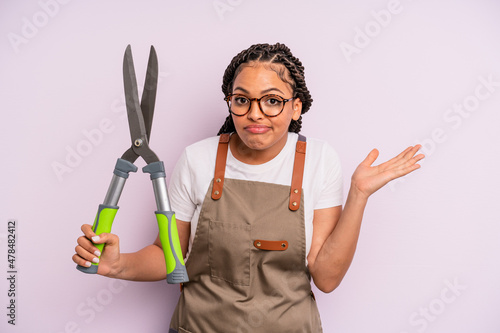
left=225, top=94, right=295, bottom=117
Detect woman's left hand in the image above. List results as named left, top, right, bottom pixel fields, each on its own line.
left=351, top=145, right=425, bottom=199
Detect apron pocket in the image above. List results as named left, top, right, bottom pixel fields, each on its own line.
left=209, top=220, right=251, bottom=286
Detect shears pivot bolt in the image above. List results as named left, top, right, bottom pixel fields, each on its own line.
left=134, top=139, right=143, bottom=147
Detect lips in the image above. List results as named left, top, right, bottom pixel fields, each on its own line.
left=245, top=125, right=270, bottom=134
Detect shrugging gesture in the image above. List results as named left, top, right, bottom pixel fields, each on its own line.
left=308, top=145, right=425, bottom=293
left=352, top=145, right=425, bottom=198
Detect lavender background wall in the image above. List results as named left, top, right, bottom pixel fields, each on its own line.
left=1, top=0, right=499, bottom=332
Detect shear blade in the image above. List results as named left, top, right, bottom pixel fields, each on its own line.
left=123, top=45, right=147, bottom=145
left=122, top=45, right=159, bottom=164
left=141, top=45, right=158, bottom=140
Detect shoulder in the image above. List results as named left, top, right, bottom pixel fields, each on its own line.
left=303, top=136, right=341, bottom=164
left=302, top=135, right=343, bottom=186
left=184, top=136, right=220, bottom=154
left=182, top=136, right=220, bottom=164
left=170, top=136, right=220, bottom=202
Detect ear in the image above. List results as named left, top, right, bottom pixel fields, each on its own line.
left=292, top=98, right=302, bottom=120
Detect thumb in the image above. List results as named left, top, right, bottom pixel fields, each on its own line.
left=361, top=148, right=379, bottom=167
left=91, top=232, right=119, bottom=247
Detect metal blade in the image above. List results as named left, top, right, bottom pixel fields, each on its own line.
left=122, top=45, right=159, bottom=165
left=123, top=45, right=148, bottom=152
left=141, top=45, right=158, bottom=142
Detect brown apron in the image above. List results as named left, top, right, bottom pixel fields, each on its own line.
left=170, top=134, right=322, bottom=333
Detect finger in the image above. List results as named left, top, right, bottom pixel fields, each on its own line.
left=80, top=224, right=117, bottom=246
left=361, top=148, right=379, bottom=166
left=81, top=224, right=96, bottom=239
left=389, top=145, right=420, bottom=165
left=404, top=162, right=422, bottom=175
left=388, top=146, right=424, bottom=169
left=413, top=153, right=425, bottom=163
left=376, top=146, right=415, bottom=171
left=77, top=235, right=102, bottom=257
left=401, top=152, right=425, bottom=168
left=393, top=154, right=424, bottom=177
left=72, top=253, right=92, bottom=268
left=91, top=232, right=119, bottom=246
left=397, top=146, right=415, bottom=159
left=74, top=244, right=100, bottom=264
left=402, top=145, right=422, bottom=160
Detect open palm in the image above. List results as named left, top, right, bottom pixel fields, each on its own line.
left=351, top=145, right=425, bottom=198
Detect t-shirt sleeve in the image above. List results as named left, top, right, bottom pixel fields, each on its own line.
left=168, top=149, right=196, bottom=222
left=314, top=143, right=344, bottom=209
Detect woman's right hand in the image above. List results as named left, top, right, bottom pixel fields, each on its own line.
left=73, top=224, right=122, bottom=277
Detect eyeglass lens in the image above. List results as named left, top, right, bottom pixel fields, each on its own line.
left=229, top=94, right=286, bottom=116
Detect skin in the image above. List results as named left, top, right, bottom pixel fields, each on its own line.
left=228, top=64, right=302, bottom=164
left=73, top=63, right=425, bottom=292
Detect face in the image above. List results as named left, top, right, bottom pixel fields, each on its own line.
left=229, top=63, right=302, bottom=163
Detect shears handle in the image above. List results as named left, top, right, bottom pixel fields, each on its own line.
left=76, top=204, right=118, bottom=274
left=76, top=159, right=137, bottom=274
left=144, top=161, right=189, bottom=284
left=156, top=211, right=188, bottom=283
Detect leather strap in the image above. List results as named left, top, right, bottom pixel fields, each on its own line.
left=211, top=133, right=307, bottom=208
left=289, top=134, right=306, bottom=211
left=253, top=240, right=289, bottom=251
left=211, top=134, right=230, bottom=200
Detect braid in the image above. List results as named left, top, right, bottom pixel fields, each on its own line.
left=217, top=115, right=235, bottom=135
left=218, top=43, right=313, bottom=134
left=288, top=115, right=302, bottom=133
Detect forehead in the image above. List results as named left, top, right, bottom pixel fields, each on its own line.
left=232, top=63, right=293, bottom=94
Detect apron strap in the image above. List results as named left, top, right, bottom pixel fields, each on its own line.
left=211, top=133, right=307, bottom=209
left=289, top=134, right=306, bottom=211
left=211, top=133, right=230, bottom=200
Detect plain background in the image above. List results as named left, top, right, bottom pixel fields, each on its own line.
left=1, top=0, right=499, bottom=332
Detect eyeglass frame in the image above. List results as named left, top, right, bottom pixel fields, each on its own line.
left=224, top=93, right=296, bottom=118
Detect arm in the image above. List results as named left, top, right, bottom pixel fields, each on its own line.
left=308, top=145, right=424, bottom=293
left=73, top=219, right=190, bottom=282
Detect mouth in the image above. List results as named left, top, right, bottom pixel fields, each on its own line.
left=244, top=125, right=270, bottom=134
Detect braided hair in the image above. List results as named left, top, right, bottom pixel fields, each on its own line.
left=217, top=43, right=313, bottom=135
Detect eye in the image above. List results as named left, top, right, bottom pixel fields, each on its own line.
left=233, top=96, right=249, bottom=106
left=262, top=95, right=283, bottom=107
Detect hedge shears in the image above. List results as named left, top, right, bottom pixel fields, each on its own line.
left=76, top=45, right=189, bottom=284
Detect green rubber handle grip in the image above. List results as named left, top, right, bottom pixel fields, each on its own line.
left=156, top=211, right=189, bottom=283
left=76, top=204, right=118, bottom=274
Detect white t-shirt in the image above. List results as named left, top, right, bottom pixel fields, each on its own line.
left=169, top=132, right=343, bottom=263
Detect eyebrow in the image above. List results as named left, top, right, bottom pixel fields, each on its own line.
left=233, top=86, right=285, bottom=96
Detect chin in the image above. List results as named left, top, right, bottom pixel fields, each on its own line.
left=241, top=137, right=268, bottom=151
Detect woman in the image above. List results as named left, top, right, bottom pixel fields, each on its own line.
left=73, top=43, right=424, bottom=332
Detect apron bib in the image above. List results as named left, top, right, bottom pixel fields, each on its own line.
left=170, top=134, right=322, bottom=333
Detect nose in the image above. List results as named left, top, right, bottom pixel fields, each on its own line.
left=247, top=99, right=264, bottom=120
